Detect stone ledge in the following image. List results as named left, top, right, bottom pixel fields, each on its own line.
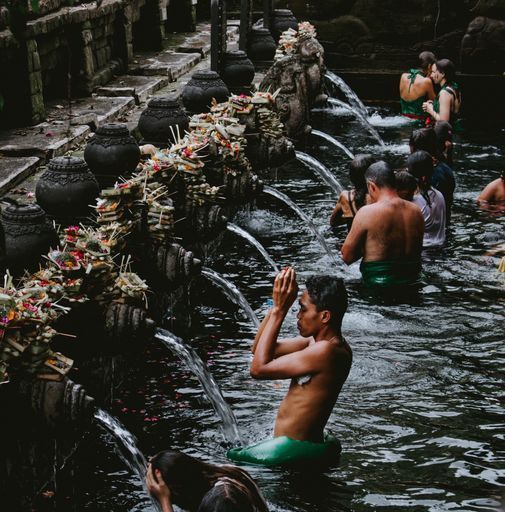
left=96, top=75, right=169, bottom=104
left=135, top=51, right=202, bottom=81
left=0, top=156, right=41, bottom=195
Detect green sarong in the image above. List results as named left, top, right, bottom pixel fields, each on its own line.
left=360, top=259, right=421, bottom=287
left=227, top=435, right=341, bottom=466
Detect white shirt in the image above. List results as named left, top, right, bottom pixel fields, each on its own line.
left=413, top=187, right=446, bottom=247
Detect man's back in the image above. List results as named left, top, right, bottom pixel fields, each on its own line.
left=274, top=337, right=352, bottom=442
left=357, top=197, right=424, bottom=262
left=400, top=72, right=434, bottom=102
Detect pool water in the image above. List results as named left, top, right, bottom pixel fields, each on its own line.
left=69, top=107, right=504, bottom=512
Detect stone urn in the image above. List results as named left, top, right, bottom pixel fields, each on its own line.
left=36, top=156, right=99, bottom=222
left=247, top=27, right=277, bottom=62
left=1, top=203, right=58, bottom=274
left=138, top=96, right=190, bottom=147
left=271, top=9, right=298, bottom=42
left=221, top=51, right=255, bottom=88
left=84, top=123, right=140, bottom=188
left=181, top=70, right=230, bottom=114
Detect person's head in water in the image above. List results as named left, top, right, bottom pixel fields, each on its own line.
left=418, top=51, right=436, bottom=75
left=149, top=450, right=261, bottom=511
left=350, top=154, right=376, bottom=209
left=431, top=59, right=456, bottom=86
left=365, top=161, right=396, bottom=201
left=395, top=170, right=418, bottom=201
left=409, top=127, right=438, bottom=157
left=298, top=276, right=348, bottom=337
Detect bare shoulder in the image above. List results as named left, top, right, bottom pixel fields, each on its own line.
left=316, top=339, right=352, bottom=358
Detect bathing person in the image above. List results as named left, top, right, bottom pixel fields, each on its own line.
left=228, top=269, right=352, bottom=465
left=330, top=154, right=375, bottom=230
left=477, top=170, right=505, bottom=204
left=407, top=151, right=447, bottom=248
left=423, top=59, right=462, bottom=129
left=410, top=126, right=455, bottom=220
left=399, top=51, right=437, bottom=121
left=146, top=450, right=269, bottom=512
left=395, top=170, right=418, bottom=201
left=341, top=161, right=424, bottom=287
left=434, top=120, right=453, bottom=167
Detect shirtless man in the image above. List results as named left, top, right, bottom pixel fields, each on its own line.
left=341, top=161, right=424, bottom=287
left=228, top=270, right=351, bottom=464
left=399, top=51, right=436, bottom=121
left=477, top=170, right=505, bottom=205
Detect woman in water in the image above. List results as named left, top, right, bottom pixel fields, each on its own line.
left=330, top=154, right=376, bottom=230
left=146, top=450, right=269, bottom=512
left=423, top=59, right=462, bottom=129
left=407, top=151, right=447, bottom=248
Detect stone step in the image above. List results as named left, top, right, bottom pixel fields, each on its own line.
left=95, top=75, right=169, bottom=104
left=0, top=156, right=41, bottom=195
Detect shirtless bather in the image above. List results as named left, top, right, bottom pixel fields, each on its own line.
left=341, top=161, right=424, bottom=287
left=477, top=170, right=505, bottom=205
left=227, top=269, right=352, bottom=465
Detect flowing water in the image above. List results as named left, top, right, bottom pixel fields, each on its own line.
left=310, top=130, right=355, bottom=160
left=296, top=150, right=344, bottom=195
left=325, top=71, right=369, bottom=118
left=327, top=97, right=386, bottom=148
left=71, top=100, right=503, bottom=512
left=155, top=328, right=242, bottom=446
left=201, top=267, right=260, bottom=327
left=263, top=184, right=340, bottom=265
left=227, top=223, right=280, bottom=273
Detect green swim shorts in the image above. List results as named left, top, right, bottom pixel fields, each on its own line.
left=227, top=435, right=342, bottom=466
left=360, top=259, right=421, bottom=288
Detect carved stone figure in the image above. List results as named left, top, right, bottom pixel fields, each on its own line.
left=461, top=16, right=505, bottom=73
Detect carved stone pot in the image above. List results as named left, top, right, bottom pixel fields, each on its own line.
left=138, top=97, right=190, bottom=147
left=221, top=51, right=255, bottom=88
left=271, top=9, right=298, bottom=42
left=36, top=156, right=99, bottom=222
left=153, top=242, right=201, bottom=283
left=247, top=27, right=277, bottom=61
left=181, top=70, right=230, bottom=114
left=1, top=203, right=58, bottom=274
left=15, top=377, right=95, bottom=429
left=84, top=124, right=141, bottom=188
left=104, top=303, right=156, bottom=345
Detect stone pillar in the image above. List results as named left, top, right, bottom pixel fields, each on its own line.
left=263, top=0, right=273, bottom=29
left=239, top=0, right=252, bottom=51
left=25, top=38, right=45, bottom=124
left=123, top=1, right=134, bottom=62
left=80, top=21, right=96, bottom=95
left=211, top=0, right=227, bottom=73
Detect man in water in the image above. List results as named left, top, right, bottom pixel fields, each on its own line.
left=477, top=170, right=505, bottom=205
left=399, top=51, right=436, bottom=122
left=341, top=161, right=424, bottom=287
left=228, top=270, right=352, bottom=464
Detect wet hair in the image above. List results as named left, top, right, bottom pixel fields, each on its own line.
left=364, top=161, right=396, bottom=189
left=409, top=127, right=438, bottom=157
left=199, top=483, right=256, bottom=512
left=150, top=450, right=267, bottom=512
left=349, top=154, right=375, bottom=209
left=395, top=170, right=417, bottom=196
left=305, top=276, right=348, bottom=329
left=418, top=51, right=436, bottom=72
left=407, top=150, right=434, bottom=207
left=435, top=58, right=456, bottom=84
left=433, top=121, right=452, bottom=142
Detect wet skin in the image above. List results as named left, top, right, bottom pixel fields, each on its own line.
left=251, top=268, right=352, bottom=442
left=341, top=183, right=424, bottom=263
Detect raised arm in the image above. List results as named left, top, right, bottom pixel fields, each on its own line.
left=341, top=208, right=367, bottom=264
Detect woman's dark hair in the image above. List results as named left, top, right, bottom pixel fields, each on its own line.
left=435, top=58, right=456, bottom=84
left=306, top=276, right=348, bottom=329
left=150, top=450, right=268, bottom=512
left=349, top=154, right=375, bottom=209
left=409, top=127, right=438, bottom=157
left=395, top=170, right=417, bottom=195
left=418, top=51, right=436, bottom=72
left=407, top=150, right=434, bottom=207
left=365, top=161, right=396, bottom=189
left=198, top=483, right=255, bottom=512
